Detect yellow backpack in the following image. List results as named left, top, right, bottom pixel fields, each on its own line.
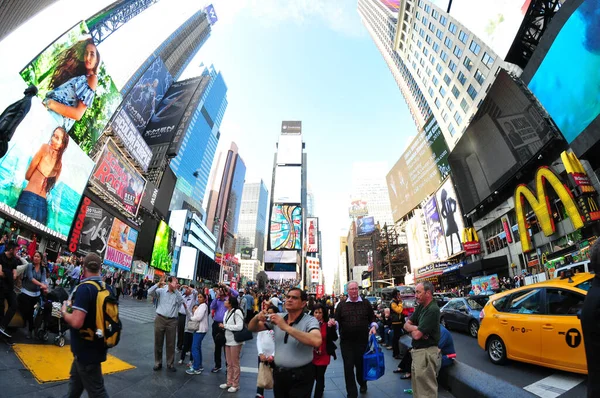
left=76, top=280, right=122, bottom=348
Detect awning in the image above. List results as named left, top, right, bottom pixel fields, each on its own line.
left=443, top=262, right=464, bottom=274
left=460, top=256, right=509, bottom=277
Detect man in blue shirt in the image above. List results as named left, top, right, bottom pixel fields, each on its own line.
left=61, top=253, right=111, bottom=397
left=243, top=290, right=254, bottom=324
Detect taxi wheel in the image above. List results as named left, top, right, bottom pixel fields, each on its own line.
left=487, top=336, right=507, bottom=365
left=469, top=321, right=479, bottom=338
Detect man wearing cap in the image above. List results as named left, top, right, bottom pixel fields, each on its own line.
left=61, top=253, right=111, bottom=397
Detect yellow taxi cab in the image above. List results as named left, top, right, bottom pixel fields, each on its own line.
left=477, top=271, right=594, bottom=374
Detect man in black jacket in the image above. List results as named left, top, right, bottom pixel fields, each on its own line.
left=0, top=241, right=19, bottom=338
left=581, top=239, right=600, bottom=397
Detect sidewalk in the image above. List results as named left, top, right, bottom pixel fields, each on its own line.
left=0, top=297, right=453, bottom=397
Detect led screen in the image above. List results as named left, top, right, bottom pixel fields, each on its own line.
left=177, top=246, right=198, bottom=280
left=19, top=21, right=121, bottom=154
left=270, top=204, right=302, bottom=250
left=277, top=134, right=302, bottom=165
left=273, top=166, right=301, bottom=203
left=528, top=0, right=600, bottom=144
left=356, top=216, right=375, bottom=236
left=104, top=218, right=138, bottom=271
left=151, top=220, right=176, bottom=272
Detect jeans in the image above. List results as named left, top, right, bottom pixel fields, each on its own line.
left=17, top=293, right=38, bottom=332
left=15, top=190, right=47, bottom=224
left=66, top=359, right=108, bottom=398
left=192, top=332, right=206, bottom=370
left=383, top=327, right=393, bottom=346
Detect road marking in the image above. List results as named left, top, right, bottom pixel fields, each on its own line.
left=241, top=366, right=258, bottom=373
left=523, top=374, right=584, bottom=398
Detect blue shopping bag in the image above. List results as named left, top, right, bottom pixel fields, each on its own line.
left=363, top=333, right=385, bottom=381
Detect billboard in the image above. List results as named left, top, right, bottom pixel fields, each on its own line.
left=470, top=274, right=500, bottom=295
left=19, top=21, right=122, bottom=154
left=528, top=0, right=600, bottom=146
left=177, top=246, right=198, bottom=280
left=349, top=199, right=368, bottom=217
left=306, top=217, right=319, bottom=253
left=104, top=217, right=138, bottom=271
left=448, top=70, right=558, bottom=213
left=281, top=120, right=301, bottom=134
left=379, top=0, right=401, bottom=12
left=273, top=166, right=301, bottom=203
left=277, top=134, right=303, bottom=165
left=155, top=165, right=177, bottom=218
left=205, top=4, right=218, bottom=25
left=151, top=220, right=176, bottom=272
left=264, top=250, right=298, bottom=263
left=387, top=116, right=450, bottom=222
left=307, top=257, right=320, bottom=283
left=90, top=139, right=146, bottom=216
left=424, top=196, right=448, bottom=262
left=356, top=216, right=375, bottom=236
left=0, top=82, right=94, bottom=240
left=270, top=204, right=302, bottom=250
left=240, top=247, right=254, bottom=260
left=435, top=178, right=465, bottom=257
left=68, top=196, right=115, bottom=257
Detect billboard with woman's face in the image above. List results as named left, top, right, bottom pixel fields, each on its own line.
left=19, top=21, right=122, bottom=154
left=0, top=77, right=94, bottom=240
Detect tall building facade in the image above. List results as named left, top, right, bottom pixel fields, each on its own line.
left=351, top=162, right=394, bottom=227
left=170, top=66, right=228, bottom=212
left=235, top=181, right=269, bottom=263
left=120, top=8, right=213, bottom=98
left=0, top=0, right=59, bottom=42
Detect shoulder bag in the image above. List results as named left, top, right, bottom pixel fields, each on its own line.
left=230, top=309, right=253, bottom=342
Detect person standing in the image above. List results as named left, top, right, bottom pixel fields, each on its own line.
left=70, top=262, right=81, bottom=290
left=177, top=287, right=194, bottom=352
left=581, top=239, right=600, bottom=397
left=311, top=304, right=338, bottom=398
left=148, top=275, right=185, bottom=372
left=219, top=296, right=245, bottom=393
left=18, top=251, right=48, bottom=338
left=186, top=292, right=209, bottom=375
left=390, top=290, right=404, bottom=358
left=249, top=288, right=322, bottom=398
left=209, top=283, right=239, bottom=372
left=395, top=324, right=455, bottom=379
left=403, top=281, right=441, bottom=398
left=244, top=289, right=255, bottom=324
left=0, top=241, right=19, bottom=338
left=61, top=253, right=110, bottom=397
left=334, top=281, right=377, bottom=397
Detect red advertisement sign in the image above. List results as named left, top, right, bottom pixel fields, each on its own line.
left=230, top=281, right=237, bottom=290
left=316, top=285, right=324, bottom=299
left=463, top=241, right=481, bottom=256
left=501, top=217, right=513, bottom=244
left=69, top=197, right=91, bottom=252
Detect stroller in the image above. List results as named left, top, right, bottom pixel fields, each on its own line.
left=33, top=287, right=70, bottom=347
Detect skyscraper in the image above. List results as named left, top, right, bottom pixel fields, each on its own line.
left=351, top=161, right=394, bottom=227
left=235, top=181, right=269, bottom=263
left=0, top=0, right=59, bottom=42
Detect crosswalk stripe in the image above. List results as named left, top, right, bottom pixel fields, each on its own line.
left=240, top=366, right=258, bottom=373
left=523, top=374, right=584, bottom=398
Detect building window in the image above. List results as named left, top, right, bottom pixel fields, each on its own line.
left=453, top=45, right=463, bottom=58
left=446, top=97, right=455, bottom=110
left=474, top=68, right=486, bottom=85
left=448, top=60, right=457, bottom=73
left=432, top=9, right=439, bottom=19
left=457, top=71, right=467, bottom=85
left=424, top=4, right=430, bottom=12
left=432, top=42, right=440, bottom=52
left=460, top=98, right=469, bottom=112
left=429, top=22, right=436, bottom=33
left=441, top=109, right=449, bottom=122
left=417, top=40, right=422, bottom=48
left=451, top=85, right=460, bottom=99
left=467, top=84, right=478, bottom=99
left=416, top=11, right=421, bottom=19
left=426, top=66, right=432, bottom=76
left=436, top=63, right=443, bottom=74
left=420, top=58, right=426, bottom=67
left=429, top=54, right=436, bottom=65
left=469, top=40, right=481, bottom=55
left=414, top=50, right=420, bottom=60
left=458, top=30, right=468, bottom=44
left=420, top=28, right=425, bottom=37
left=448, top=123, right=456, bottom=136
left=443, top=73, right=451, bottom=85
left=428, top=87, right=434, bottom=97
left=463, top=56, right=473, bottom=71
left=425, top=35, right=432, bottom=45
left=422, top=16, right=428, bottom=25
left=444, top=37, right=452, bottom=49
left=482, top=52, right=495, bottom=68
left=418, top=0, right=424, bottom=8
left=434, top=97, right=441, bottom=109
left=449, top=22, right=457, bottom=34
left=440, top=50, right=448, bottom=62
left=432, top=75, right=439, bottom=86
left=423, top=47, right=429, bottom=56
left=436, top=28, right=443, bottom=40
left=454, top=111, right=463, bottom=125
left=439, top=15, right=447, bottom=26
left=439, top=85, right=446, bottom=97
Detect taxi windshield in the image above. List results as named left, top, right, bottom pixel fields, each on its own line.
left=575, top=280, right=593, bottom=292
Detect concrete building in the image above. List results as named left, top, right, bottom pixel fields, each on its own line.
left=240, top=259, right=261, bottom=282
left=235, top=181, right=269, bottom=263
left=350, top=162, right=394, bottom=227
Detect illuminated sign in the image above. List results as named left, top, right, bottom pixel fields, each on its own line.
left=461, top=227, right=481, bottom=255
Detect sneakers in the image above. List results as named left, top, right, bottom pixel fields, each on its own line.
left=211, top=367, right=222, bottom=373
left=186, top=368, right=203, bottom=375
left=360, top=384, right=368, bottom=393
left=0, top=327, right=12, bottom=338
left=227, top=387, right=239, bottom=393
left=255, top=394, right=264, bottom=398
left=220, top=384, right=231, bottom=389
left=178, top=359, right=184, bottom=365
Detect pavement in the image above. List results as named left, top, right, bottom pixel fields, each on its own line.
left=0, top=296, right=453, bottom=398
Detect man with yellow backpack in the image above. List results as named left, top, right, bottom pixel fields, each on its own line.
left=61, top=253, right=122, bottom=397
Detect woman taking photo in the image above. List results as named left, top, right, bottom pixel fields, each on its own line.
left=186, top=292, right=209, bottom=375
left=311, top=303, right=338, bottom=398
left=18, top=251, right=48, bottom=338
left=219, top=296, right=244, bottom=393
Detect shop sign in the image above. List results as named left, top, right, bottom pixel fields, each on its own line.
left=417, top=262, right=449, bottom=276
left=463, top=241, right=481, bottom=256
left=461, top=227, right=481, bottom=255
left=316, top=285, right=324, bottom=298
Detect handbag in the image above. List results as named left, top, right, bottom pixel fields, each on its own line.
left=363, top=334, right=385, bottom=381
left=231, top=309, right=253, bottom=342
left=257, top=362, right=273, bottom=389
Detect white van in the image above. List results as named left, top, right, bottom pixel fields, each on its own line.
left=552, top=260, right=590, bottom=279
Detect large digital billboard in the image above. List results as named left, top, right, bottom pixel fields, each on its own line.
left=177, top=246, right=198, bottom=280
left=151, top=220, right=176, bottom=272
left=424, top=196, right=448, bottom=262
left=0, top=81, right=94, bottom=240
left=387, top=116, right=450, bottom=222
left=90, top=139, right=146, bottom=216
left=273, top=166, right=301, bottom=203
left=277, top=134, right=303, bottom=165
left=68, top=195, right=115, bottom=257
left=357, top=216, right=375, bottom=236
left=270, top=204, right=302, bottom=250
left=306, top=217, right=319, bottom=253
left=435, top=178, right=465, bottom=257
left=19, top=21, right=122, bottom=154
left=104, top=217, right=138, bottom=271
left=528, top=0, right=600, bottom=146
left=448, top=70, right=558, bottom=213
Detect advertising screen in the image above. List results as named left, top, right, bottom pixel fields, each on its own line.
left=424, top=196, right=448, bottom=262
left=90, top=139, right=147, bottom=216
left=151, top=220, right=175, bottom=272
left=104, top=217, right=138, bottom=271
left=277, top=134, right=303, bottom=165
left=205, top=4, right=218, bottom=25
left=133, top=214, right=158, bottom=262
left=281, top=121, right=302, bottom=134
left=273, top=166, right=301, bottom=203
left=68, top=195, right=115, bottom=257
left=264, top=250, right=298, bottom=263
left=470, top=274, right=500, bottom=295
left=0, top=81, right=94, bottom=240
left=265, top=263, right=296, bottom=272
left=177, top=246, right=198, bottom=280
left=306, top=217, right=319, bottom=253
left=448, top=70, right=557, bottom=213
left=357, top=216, right=375, bottom=236
left=435, top=178, right=465, bottom=257
left=349, top=199, right=369, bottom=217
left=168, top=209, right=188, bottom=247
left=19, top=21, right=122, bottom=154
left=405, top=212, right=432, bottom=272
left=270, top=204, right=302, bottom=250
left=528, top=0, right=600, bottom=145
left=387, top=116, right=450, bottom=222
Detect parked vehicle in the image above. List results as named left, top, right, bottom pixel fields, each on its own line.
left=440, top=297, right=483, bottom=337
left=365, top=296, right=380, bottom=309
left=434, top=292, right=457, bottom=308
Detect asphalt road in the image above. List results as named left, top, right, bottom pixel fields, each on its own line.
left=448, top=328, right=588, bottom=397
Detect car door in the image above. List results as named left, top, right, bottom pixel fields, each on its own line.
left=541, top=288, right=587, bottom=372
left=442, top=300, right=457, bottom=327
left=495, top=289, right=543, bottom=362
left=453, top=299, right=471, bottom=331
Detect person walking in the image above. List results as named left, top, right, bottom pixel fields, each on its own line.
left=581, top=239, right=600, bottom=397
left=219, top=296, right=245, bottom=393
left=311, top=303, right=338, bottom=398
left=60, top=253, right=111, bottom=397
left=210, top=283, right=239, bottom=373
left=403, top=281, right=441, bottom=398
left=390, top=290, right=404, bottom=358
left=148, top=275, right=185, bottom=372
left=249, top=288, right=322, bottom=398
left=18, top=251, right=48, bottom=338
left=334, top=281, right=377, bottom=397
left=186, top=292, right=209, bottom=375
left=0, top=241, right=20, bottom=339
